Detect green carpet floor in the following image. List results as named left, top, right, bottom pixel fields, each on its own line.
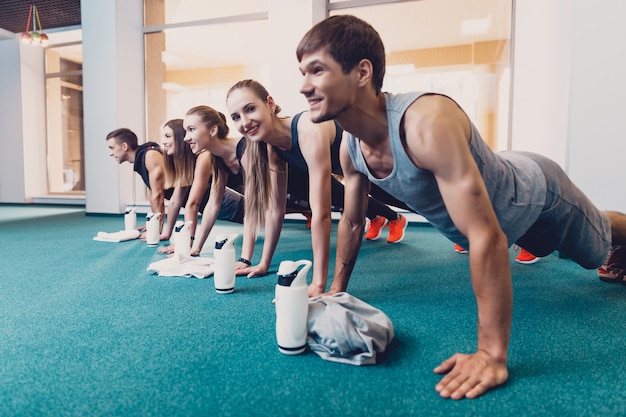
left=0, top=204, right=624, bottom=416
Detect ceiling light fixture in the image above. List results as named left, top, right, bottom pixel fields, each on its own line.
left=19, top=4, right=48, bottom=46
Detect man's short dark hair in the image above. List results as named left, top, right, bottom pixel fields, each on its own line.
left=296, top=15, right=386, bottom=95
left=106, top=128, right=138, bottom=150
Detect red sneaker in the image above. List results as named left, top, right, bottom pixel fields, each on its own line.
left=515, top=248, right=539, bottom=264
left=454, top=243, right=468, bottom=254
left=387, top=214, right=407, bottom=244
left=365, top=216, right=387, bottom=240
left=302, top=213, right=312, bottom=229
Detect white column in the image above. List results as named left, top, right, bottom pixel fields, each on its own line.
left=511, top=0, right=626, bottom=212
left=20, top=43, right=48, bottom=200
left=82, top=0, right=145, bottom=214
left=566, top=0, right=626, bottom=211
left=0, top=37, right=47, bottom=203
left=510, top=0, right=574, bottom=168
left=0, top=38, right=27, bottom=203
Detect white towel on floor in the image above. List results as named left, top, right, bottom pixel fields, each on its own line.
left=93, top=229, right=140, bottom=242
left=307, top=292, right=394, bottom=366
left=147, top=253, right=215, bottom=279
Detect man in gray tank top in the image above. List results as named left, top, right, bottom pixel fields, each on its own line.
left=296, top=14, right=626, bottom=401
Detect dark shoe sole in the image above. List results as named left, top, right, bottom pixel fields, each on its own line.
left=598, top=271, right=626, bottom=284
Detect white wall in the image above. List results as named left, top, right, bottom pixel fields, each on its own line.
left=566, top=1, right=626, bottom=211
left=82, top=0, right=145, bottom=214
left=0, top=28, right=14, bottom=40
left=0, top=38, right=26, bottom=203
left=512, top=0, right=626, bottom=212
left=510, top=0, right=574, bottom=168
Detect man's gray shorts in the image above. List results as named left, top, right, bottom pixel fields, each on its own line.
left=514, top=152, right=611, bottom=269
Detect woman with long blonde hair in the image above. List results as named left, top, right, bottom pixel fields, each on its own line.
left=226, top=79, right=408, bottom=296
left=167, top=105, right=245, bottom=256
left=160, top=118, right=196, bottom=241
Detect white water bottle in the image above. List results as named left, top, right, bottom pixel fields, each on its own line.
left=213, top=233, right=238, bottom=294
left=275, top=259, right=312, bottom=355
left=174, top=220, right=192, bottom=257
left=145, top=212, right=161, bottom=246
left=124, top=207, right=137, bottom=231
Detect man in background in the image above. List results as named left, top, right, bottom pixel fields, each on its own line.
left=106, top=128, right=165, bottom=234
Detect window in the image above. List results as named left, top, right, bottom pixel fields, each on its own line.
left=142, top=0, right=512, bottom=150
left=45, top=30, right=84, bottom=193
left=144, top=0, right=269, bottom=141
left=330, top=0, right=513, bottom=150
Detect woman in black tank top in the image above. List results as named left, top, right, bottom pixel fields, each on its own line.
left=227, top=80, right=335, bottom=292
left=159, top=119, right=196, bottom=242
left=175, top=106, right=245, bottom=256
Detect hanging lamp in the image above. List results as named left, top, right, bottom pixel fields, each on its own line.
left=19, top=4, right=33, bottom=44
left=19, top=4, right=48, bottom=46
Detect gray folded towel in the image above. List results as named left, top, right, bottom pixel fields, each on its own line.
left=307, top=292, right=394, bottom=366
